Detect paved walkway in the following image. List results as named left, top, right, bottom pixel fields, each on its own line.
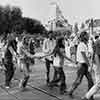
left=0, top=59, right=99, bottom=100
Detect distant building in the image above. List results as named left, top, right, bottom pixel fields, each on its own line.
left=45, top=1, right=72, bottom=34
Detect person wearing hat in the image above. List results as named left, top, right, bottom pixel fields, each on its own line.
left=39, top=37, right=75, bottom=94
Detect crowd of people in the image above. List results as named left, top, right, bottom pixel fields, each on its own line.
left=0, top=30, right=100, bottom=100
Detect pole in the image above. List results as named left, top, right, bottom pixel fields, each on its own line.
left=90, top=18, right=94, bottom=35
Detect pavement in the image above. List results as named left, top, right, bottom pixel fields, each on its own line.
left=0, top=59, right=99, bottom=100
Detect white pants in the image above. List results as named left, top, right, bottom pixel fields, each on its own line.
left=85, top=54, right=100, bottom=99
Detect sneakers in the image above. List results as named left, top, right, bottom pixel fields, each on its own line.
left=19, top=76, right=30, bottom=90
left=22, top=76, right=29, bottom=88
left=19, top=80, right=25, bottom=91
left=5, top=86, right=10, bottom=89
left=81, top=97, right=88, bottom=100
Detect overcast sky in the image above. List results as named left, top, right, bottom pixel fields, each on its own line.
left=0, top=0, right=100, bottom=25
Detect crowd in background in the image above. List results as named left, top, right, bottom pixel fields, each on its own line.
left=0, top=30, right=99, bottom=100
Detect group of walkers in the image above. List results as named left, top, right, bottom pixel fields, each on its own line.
left=0, top=30, right=100, bottom=100
left=42, top=31, right=100, bottom=100
left=0, top=33, right=36, bottom=90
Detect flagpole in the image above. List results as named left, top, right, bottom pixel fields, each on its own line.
left=91, top=18, right=94, bottom=35
left=89, top=18, right=94, bottom=36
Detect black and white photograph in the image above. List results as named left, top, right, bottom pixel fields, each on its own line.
left=0, top=0, right=100, bottom=100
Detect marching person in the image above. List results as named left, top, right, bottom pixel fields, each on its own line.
left=16, top=36, right=24, bottom=71
left=67, top=31, right=94, bottom=99
left=19, top=36, right=38, bottom=90
left=18, top=36, right=30, bottom=90
left=42, top=31, right=56, bottom=85
left=50, top=37, right=75, bottom=94
left=81, top=34, right=100, bottom=100
left=28, top=38, right=35, bottom=72
left=40, top=37, right=75, bottom=94
left=3, top=34, right=18, bottom=88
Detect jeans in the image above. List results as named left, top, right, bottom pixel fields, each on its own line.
left=20, top=62, right=30, bottom=88
left=50, top=67, right=66, bottom=92
left=45, top=58, right=53, bottom=83
left=4, top=63, right=14, bottom=86
left=69, top=63, right=94, bottom=95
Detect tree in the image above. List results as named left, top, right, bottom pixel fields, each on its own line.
left=10, top=6, right=22, bottom=33
left=0, top=5, right=46, bottom=36
left=11, top=6, right=22, bottom=20
left=12, top=18, right=24, bottom=34
left=0, top=6, right=5, bottom=34
left=22, top=17, right=46, bottom=35
left=0, top=5, right=22, bottom=34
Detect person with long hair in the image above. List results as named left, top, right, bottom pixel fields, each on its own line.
left=18, top=36, right=39, bottom=90
left=18, top=36, right=31, bottom=90
left=40, top=37, right=75, bottom=94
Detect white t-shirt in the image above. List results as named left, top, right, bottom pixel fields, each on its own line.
left=53, top=55, right=61, bottom=67
left=77, top=42, right=88, bottom=63
left=42, top=38, right=56, bottom=60
left=53, top=53, right=64, bottom=68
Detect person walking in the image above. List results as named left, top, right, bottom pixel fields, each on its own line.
left=81, top=34, right=100, bottom=100
left=18, top=36, right=31, bottom=90
left=49, top=37, right=75, bottom=94
left=67, top=31, right=94, bottom=100
left=42, top=31, right=56, bottom=85
left=3, top=35, right=18, bottom=88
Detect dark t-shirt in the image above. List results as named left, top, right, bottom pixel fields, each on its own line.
left=4, top=48, right=13, bottom=63
left=8, top=39, right=17, bottom=53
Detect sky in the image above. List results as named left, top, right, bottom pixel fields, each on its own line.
left=0, top=0, right=100, bottom=25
